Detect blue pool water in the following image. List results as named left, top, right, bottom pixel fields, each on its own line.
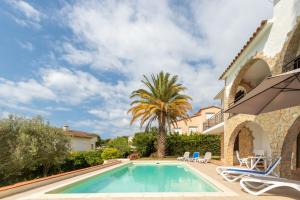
left=49, top=163, right=220, bottom=193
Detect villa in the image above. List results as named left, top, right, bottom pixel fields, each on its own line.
left=1, top=1, right=300, bottom=200
left=203, top=0, right=300, bottom=180
left=171, top=106, right=221, bottom=134
left=63, top=125, right=98, bottom=151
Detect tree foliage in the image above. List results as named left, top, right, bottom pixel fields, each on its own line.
left=107, top=136, right=131, bottom=157
left=0, top=115, right=70, bottom=185
left=101, top=147, right=121, bottom=160
left=132, top=128, right=157, bottom=157
left=128, top=71, right=192, bottom=158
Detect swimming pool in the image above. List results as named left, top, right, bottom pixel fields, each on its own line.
left=49, top=163, right=221, bottom=193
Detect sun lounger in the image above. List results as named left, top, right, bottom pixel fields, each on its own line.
left=220, top=157, right=281, bottom=182
left=216, top=155, right=264, bottom=174
left=177, top=152, right=190, bottom=161
left=240, top=176, right=300, bottom=195
left=188, top=152, right=200, bottom=162
left=196, top=152, right=211, bottom=163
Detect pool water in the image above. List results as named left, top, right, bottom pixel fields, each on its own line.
left=49, top=163, right=221, bottom=193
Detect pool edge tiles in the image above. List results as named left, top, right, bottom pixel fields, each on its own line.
left=43, top=161, right=237, bottom=197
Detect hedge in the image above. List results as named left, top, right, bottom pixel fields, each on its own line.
left=166, top=134, right=220, bottom=156
left=132, top=132, right=221, bottom=157
left=61, top=150, right=103, bottom=171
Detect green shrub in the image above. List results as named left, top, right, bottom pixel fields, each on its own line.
left=61, top=150, right=103, bottom=171
left=166, top=134, right=220, bottom=156
left=107, top=137, right=131, bottom=157
left=132, top=131, right=156, bottom=157
left=101, top=147, right=121, bottom=160
left=84, top=150, right=103, bottom=166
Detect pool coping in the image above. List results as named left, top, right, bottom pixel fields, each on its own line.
left=14, top=161, right=238, bottom=199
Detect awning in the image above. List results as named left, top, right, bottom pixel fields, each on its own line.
left=225, top=68, right=300, bottom=115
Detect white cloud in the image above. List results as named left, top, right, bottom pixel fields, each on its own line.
left=0, top=67, right=133, bottom=108
left=41, top=68, right=103, bottom=104
left=0, top=100, right=50, bottom=116
left=191, top=0, right=273, bottom=68
left=8, top=0, right=42, bottom=27
left=60, top=0, right=272, bottom=109
left=18, top=41, right=34, bottom=51
left=0, top=77, right=56, bottom=104
left=45, top=106, right=71, bottom=112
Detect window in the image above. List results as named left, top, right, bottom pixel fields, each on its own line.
left=173, top=128, right=182, bottom=134
left=234, top=90, right=246, bottom=103
left=188, top=126, right=198, bottom=133
left=91, top=144, right=94, bottom=150
left=293, top=57, right=300, bottom=70
left=205, top=112, right=214, bottom=119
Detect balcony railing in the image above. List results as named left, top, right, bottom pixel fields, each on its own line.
left=282, top=55, right=300, bottom=73
left=203, top=109, right=224, bottom=131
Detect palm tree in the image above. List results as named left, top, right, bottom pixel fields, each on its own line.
left=128, top=71, right=192, bottom=158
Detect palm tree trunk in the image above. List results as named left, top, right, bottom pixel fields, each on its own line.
left=157, top=115, right=166, bottom=158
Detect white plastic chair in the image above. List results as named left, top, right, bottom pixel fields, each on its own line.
left=196, top=152, right=212, bottom=163
left=236, top=151, right=250, bottom=168
left=177, top=152, right=190, bottom=161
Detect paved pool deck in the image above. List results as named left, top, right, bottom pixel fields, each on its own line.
left=3, top=161, right=300, bottom=200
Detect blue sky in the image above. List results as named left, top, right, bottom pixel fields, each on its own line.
left=0, top=0, right=272, bottom=138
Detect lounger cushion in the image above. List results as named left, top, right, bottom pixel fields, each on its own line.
left=226, top=168, right=266, bottom=174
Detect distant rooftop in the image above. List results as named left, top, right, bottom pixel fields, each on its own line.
left=63, top=125, right=98, bottom=138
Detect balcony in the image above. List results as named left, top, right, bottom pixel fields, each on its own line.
left=203, top=109, right=224, bottom=131
left=282, top=55, right=300, bottom=73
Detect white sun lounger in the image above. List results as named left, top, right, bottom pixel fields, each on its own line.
left=177, top=152, right=190, bottom=161
left=196, top=152, right=212, bottom=163
left=220, top=157, right=281, bottom=182
left=216, top=155, right=264, bottom=174
left=240, top=176, right=300, bottom=196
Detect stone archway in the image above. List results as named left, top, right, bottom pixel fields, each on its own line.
left=227, top=121, right=254, bottom=165
left=226, top=120, right=272, bottom=165
left=280, top=116, right=300, bottom=179
left=227, top=58, right=272, bottom=110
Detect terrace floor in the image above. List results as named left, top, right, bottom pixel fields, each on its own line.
left=3, top=161, right=300, bottom=200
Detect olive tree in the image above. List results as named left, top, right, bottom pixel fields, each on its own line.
left=0, top=115, right=70, bottom=185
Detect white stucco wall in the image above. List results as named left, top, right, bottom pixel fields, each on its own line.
left=69, top=137, right=97, bottom=151
left=224, top=0, right=300, bottom=98
left=247, top=123, right=272, bottom=157
left=265, top=0, right=300, bottom=56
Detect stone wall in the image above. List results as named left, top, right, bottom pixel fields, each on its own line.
left=223, top=106, right=300, bottom=176
left=238, top=127, right=253, bottom=158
